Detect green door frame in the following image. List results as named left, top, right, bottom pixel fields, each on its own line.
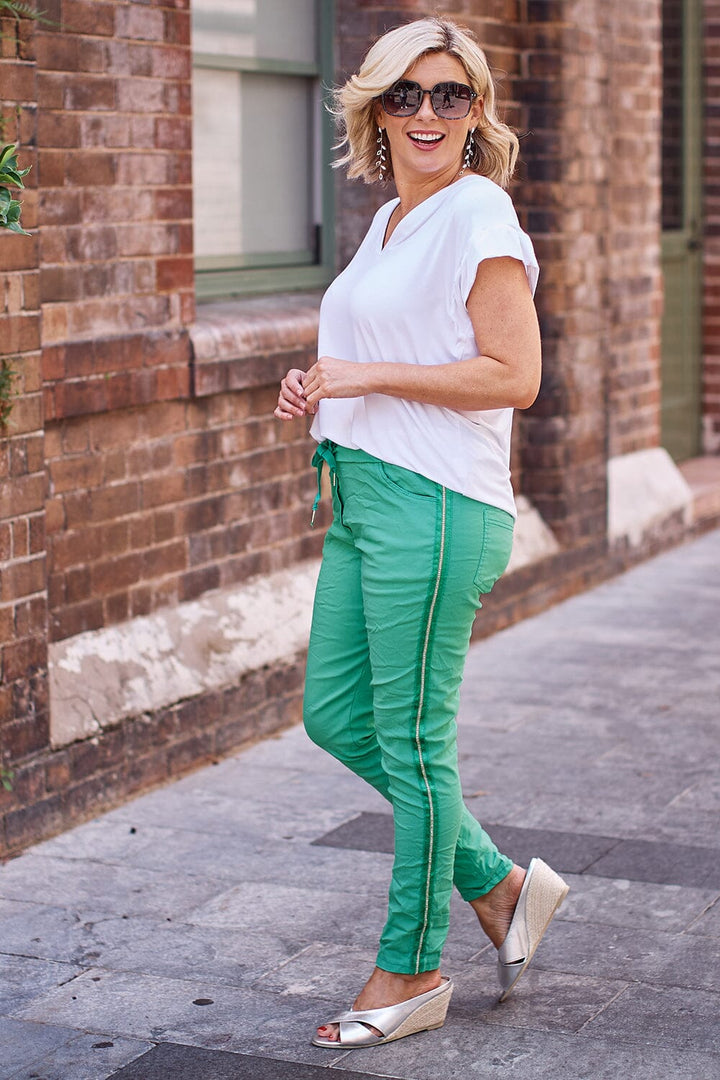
left=660, top=0, right=703, bottom=462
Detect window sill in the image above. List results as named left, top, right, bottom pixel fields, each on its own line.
left=189, top=291, right=322, bottom=397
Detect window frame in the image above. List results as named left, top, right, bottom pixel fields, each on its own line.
left=192, top=0, right=335, bottom=299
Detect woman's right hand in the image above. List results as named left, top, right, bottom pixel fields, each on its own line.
left=274, top=368, right=312, bottom=420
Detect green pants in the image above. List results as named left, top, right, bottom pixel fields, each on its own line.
left=304, top=442, right=514, bottom=975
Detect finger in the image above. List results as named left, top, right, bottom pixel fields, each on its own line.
left=274, top=404, right=299, bottom=420
left=279, top=388, right=306, bottom=411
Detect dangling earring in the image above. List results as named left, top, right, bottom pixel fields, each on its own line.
left=459, top=128, right=476, bottom=177
left=376, top=126, right=387, bottom=183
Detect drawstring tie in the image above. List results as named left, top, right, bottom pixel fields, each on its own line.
left=311, top=440, right=338, bottom=527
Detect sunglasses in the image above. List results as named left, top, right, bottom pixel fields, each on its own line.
left=381, top=79, right=477, bottom=120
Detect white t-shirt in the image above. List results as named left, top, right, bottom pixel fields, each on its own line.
left=310, top=174, right=539, bottom=517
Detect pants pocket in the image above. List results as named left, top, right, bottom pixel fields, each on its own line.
left=378, top=459, right=439, bottom=501
left=474, top=508, right=515, bottom=594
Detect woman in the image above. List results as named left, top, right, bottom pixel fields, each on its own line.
left=275, top=17, right=568, bottom=1049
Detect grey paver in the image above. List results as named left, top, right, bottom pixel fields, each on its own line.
left=0, top=1017, right=83, bottom=1076
left=7, top=1033, right=150, bottom=1080
left=583, top=982, right=720, bottom=1052
left=0, top=954, right=83, bottom=1016
left=557, top=874, right=719, bottom=934
left=11, top=969, right=342, bottom=1067
left=335, top=1022, right=720, bottom=1080
left=0, top=854, right=226, bottom=919
left=109, top=1043, right=374, bottom=1080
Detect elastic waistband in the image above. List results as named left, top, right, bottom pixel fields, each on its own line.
left=318, top=440, right=380, bottom=467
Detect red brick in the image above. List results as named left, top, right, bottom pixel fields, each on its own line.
left=63, top=74, right=116, bottom=111
left=0, top=61, right=35, bottom=102
left=2, top=635, right=47, bottom=682
left=65, top=151, right=116, bottom=186
left=116, top=5, right=165, bottom=40
left=151, top=45, right=190, bottom=81
left=0, top=233, right=37, bottom=273
left=0, top=556, right=46, bottom=604
left=154, top=116, right=190, bottom=151
left=62, top=0, right=115, bottom=37
left=156, top=256, right=193, bottom=291
left=154, top=187, right=192, bottom=220
left=0, top=472, right=45, bottom=520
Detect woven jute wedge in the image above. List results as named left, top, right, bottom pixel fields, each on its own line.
left=311, top=977, right=453, bottom=1048
left=497, top=857, right=569, bottom=1001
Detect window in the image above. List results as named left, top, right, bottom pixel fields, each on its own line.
left=192, top=0, right=335, bottom=298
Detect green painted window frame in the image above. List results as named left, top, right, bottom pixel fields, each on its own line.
left=193, top=0, right=335, bottom=299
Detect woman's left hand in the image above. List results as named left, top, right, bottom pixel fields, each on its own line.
left=303, top=357, right=370, bottom=407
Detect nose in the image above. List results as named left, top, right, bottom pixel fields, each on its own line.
left=415, top=90, right=438, bottom=120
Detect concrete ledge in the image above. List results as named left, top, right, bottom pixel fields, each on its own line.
left=507, top=494, right=560, bottom=572
left=48, top=497, right=557, bottom=750
left=190, top=293, right=321, bottom=397
left=608, top=447, right=693, bottom=547
left=49, top=561, right=321, bottom=749
left=678, top=455, right=720, bottom=528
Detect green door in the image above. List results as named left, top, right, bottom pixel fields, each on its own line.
left=660, top=0, right=703, bottom=462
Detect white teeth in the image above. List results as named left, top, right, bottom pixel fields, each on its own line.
left=410, top=132, right=443, bottom=142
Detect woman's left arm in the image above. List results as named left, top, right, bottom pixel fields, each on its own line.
left=302, top=257, right=541, bottom=413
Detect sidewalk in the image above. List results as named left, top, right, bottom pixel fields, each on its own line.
left=1, top=529, right=719, bottom=1080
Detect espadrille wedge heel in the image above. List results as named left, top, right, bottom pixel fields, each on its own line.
left=311, top=977, right=453, bottom=1048
left=497, top=857, right=569, bottom=1001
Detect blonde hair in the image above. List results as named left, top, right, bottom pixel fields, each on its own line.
left=331, top=17, right=519, bottom=189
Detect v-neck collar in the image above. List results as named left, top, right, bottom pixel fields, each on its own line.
left=379, top=175, right=476, bottom=251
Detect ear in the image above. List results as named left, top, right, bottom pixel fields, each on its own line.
left=470, top=96, right=484, bottom=127
left=374, top=100, right=384, bottom=128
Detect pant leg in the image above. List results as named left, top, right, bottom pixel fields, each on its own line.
left=304, top=496, right=391, bottom=800
left=304, top=447, right=513, bottom=973
left=305, top=528, right=509, bottom=904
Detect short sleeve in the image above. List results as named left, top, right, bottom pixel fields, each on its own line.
left=458, top=221, right=539, bottom=302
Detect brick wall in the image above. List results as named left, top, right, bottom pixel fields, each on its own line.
left=0, top=0, right=687, bottom=859
left=704, top=0, right=720, bottom=452
left=607, top=0, right=663, bottom=456
left=514, top=0, right=612, bottom=551
left=45, top=378, right=319, bottom=644
left=37, top=0, right=193, bottom=418
left=0, top=13, right=49, bottom=813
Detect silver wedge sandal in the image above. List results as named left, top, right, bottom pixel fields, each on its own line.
left=497, top=857, right=569, bottom=1001
left=311, top=977, right=453, bottom=1048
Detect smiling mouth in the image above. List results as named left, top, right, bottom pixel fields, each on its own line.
left=408, top=132, right=445, bottom=147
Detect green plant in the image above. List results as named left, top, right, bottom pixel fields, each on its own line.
left=1, top=766, right=14, bottom=792
left=0, top=143, right=31, bottom=234
left=0, top=357, right=18, bottom=428
left=0, top=2, right=44, bottom=20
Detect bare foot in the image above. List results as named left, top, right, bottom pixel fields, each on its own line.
left=316, top=965, right=442, bottom=1043
left=469, top=864, right=526, bottom=948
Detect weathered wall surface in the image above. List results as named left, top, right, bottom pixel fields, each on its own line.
left=0, top=10, right=49, bottom=818
left=0, top=0, right=711, bottom=859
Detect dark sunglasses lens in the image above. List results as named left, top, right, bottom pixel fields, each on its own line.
left=383, top=81, right=421, bottom=115
left=431, top=83, right=473, bottom=118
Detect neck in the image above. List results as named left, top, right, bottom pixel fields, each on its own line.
left=393, top=163, right=466, bottom=215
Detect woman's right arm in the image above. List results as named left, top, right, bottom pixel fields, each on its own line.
left=274, top=368, right=310, bottom=420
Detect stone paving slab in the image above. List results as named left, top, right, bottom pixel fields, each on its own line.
left=1, top=528, right=719, bottom=1080
left=0, top=1017, right=85, bottom=1077
left=5, top=1031, right=150, bottom=1080
left=110, top=1043, right=376, bottom=1080
left=333, top=1023, right=720, bottom=1080
left=589, top=837, right=720, bottom=888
